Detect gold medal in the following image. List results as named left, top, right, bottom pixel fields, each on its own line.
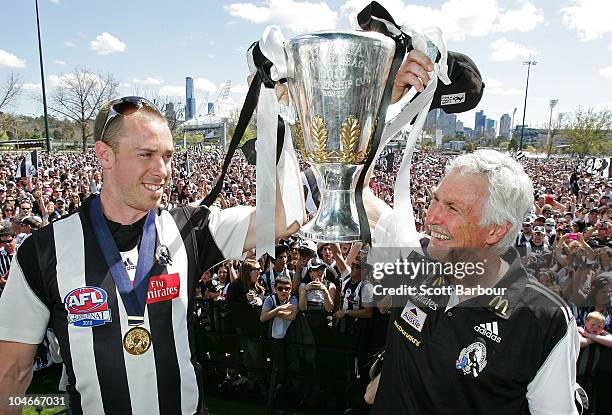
left=123, top=326, right=152, bottom=355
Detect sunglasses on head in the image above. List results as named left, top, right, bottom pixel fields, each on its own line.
left=99, top=96, right=161, bottom=140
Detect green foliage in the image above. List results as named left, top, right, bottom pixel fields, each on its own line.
left=508, top=138, right=518, bottom=151
left=562, top=107, right=611, bottom=158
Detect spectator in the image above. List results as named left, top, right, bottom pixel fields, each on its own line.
left=515, top=217, right=533, bottom=257
left=291, top=239, right=318, bottom=295
left=335, top=259, right=374, bottom=321
left=228, top=258, right=266, bottom=306
left=298, top=258, right=336, bottom=313
left=0, top=226, right=16, bottom=298
left=578, top=311, right=612, bottom=348
left=260, top=275, right=298, bottom=339
left=261, top=244, right=293, bottom=295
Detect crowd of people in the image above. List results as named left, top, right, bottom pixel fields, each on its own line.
left=1, top=147, right=611, bottom=412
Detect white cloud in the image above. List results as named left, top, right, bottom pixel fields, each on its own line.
left=225, top=0, right=338, bottom=33
left=208, top=54, right=215, bottom=59
left=0, top=49, right=26, bottom=68
left=132, top=77, right=164, bottom=85
left=49, top=0, right=60, bottom=3
left=208, top=40, right=216, bottom=45
left=484, top=78, right=523, bottom=96
left=90, top=32, right=127, bottom=55
left=489, top=38, right=536, bottom=62
left=53, top=60, right=66, bottom=65
left=230, top=84, right=249, bottom=94
left=599, top=66, right=612, bottom=78
left=496, top=1, right=544, bottom=33
left=561, top=0, right=612, bottom=41
left=21, top=83, right=42, bottom=91
left=120, top=83, right=132, bottom=88
left=48, top=72, right=102, bottom=88
left=340, top=0, right=543, bottom=41
left=194, top=77, right=217, bottom=95
left=158, top=85, right=184, bottom=97
left=64, top=41, right=76, bottom=48
left=48, top=75, right=61, bottom=87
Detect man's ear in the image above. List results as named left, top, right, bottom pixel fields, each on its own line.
left=486, top=222, right=513, bottom=246
left=95, top=140, right=114, bottom=170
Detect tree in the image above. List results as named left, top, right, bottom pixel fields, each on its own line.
left=48, top=68, right=118, bottom=153
left=226, top=106, right=256, bottom=148
left=508, top=138, right=518, bottom=151
left=562, top=107, right=611, bottom=158
left=0, top=72, right=23, bottom=113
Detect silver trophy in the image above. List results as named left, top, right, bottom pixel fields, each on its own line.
left=285, top=31, right=396, bottom=242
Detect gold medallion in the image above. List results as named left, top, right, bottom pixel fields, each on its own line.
left=123, top=326, right=152, bottom=355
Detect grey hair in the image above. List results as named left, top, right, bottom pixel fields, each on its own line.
left=445, top=149, right=533, bottom=255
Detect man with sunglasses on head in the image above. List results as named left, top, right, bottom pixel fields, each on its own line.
left=0, top=96, right=301, bottom=415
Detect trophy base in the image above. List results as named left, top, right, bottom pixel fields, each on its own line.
left=298, top=164, right=364, bottom=243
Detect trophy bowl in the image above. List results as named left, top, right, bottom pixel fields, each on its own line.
left=285, top=31, right=395, bottom=242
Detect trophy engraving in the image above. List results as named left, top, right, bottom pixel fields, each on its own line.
left=285, top=31, right=395, bottom=241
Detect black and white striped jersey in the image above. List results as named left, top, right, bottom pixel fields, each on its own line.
left=0, top=195, right=251, bottom=414
left=0, top=250, right=11, bottom=277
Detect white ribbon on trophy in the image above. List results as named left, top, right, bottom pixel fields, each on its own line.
left=252, top=26, right=305, bottom=260
left=367, top=26, right=451, bottom=263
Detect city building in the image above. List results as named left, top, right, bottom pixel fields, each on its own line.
left=164, top=102, right=176, bottom=122
left=447, top=140, right=466, bottom=152
left=486, top=119, right=497, bottom=138
left=185, top=77, right=196, bottom=120
left=463, top=127, right=474, bottom=139
left=437, top=111, right=457, bottom=137
left=474, top=110, right=486, bottom=135
left=455, top=120, right=464, bottom=134
left=425, top=108, right=440, bottom=130
left=499, top=114, right=511, bottom=137
left=514, top=125, right=539, bottom=148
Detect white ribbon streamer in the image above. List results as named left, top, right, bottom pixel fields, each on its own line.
left=370, top=27, right=450, bottom=263
left=254, top=25, right=304, bottom=259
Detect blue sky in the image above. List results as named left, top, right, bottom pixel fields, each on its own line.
left=1, top=0, right=611, bottom=131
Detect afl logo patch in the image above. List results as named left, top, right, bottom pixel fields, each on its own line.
left=64, top=286, right=112, bottom=327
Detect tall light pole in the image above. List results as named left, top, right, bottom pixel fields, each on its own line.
left=519, top=58, right=537, bottom=150
left=35, top=0, right=51, bottom=152
left=547, top=99, right=558, bottom=157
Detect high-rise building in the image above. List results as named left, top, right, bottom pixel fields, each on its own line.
left=185, top=77, right=196, bottom=120
left=438, top=112, right=457, bottom=137
left=455, top=120, right=464, bottom=133
left=485, top=119, right=497, bottom=138
left=164, top=102, right=176, bottom=122
left=474, top=110, right=486, bottom=135
left=425, top=108, right=440, bottom=129
left=499, top=114, right=511, bottom=137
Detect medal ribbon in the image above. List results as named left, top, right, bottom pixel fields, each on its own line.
left=90, top=196, right=157, bottom=326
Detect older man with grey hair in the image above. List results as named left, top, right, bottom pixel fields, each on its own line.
left=367, top=150, right=580, bottom=415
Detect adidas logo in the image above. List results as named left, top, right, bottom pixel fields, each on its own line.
left=473, top=322, right=502, bottom=343
left=123, top=257, right=136, bottom=271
